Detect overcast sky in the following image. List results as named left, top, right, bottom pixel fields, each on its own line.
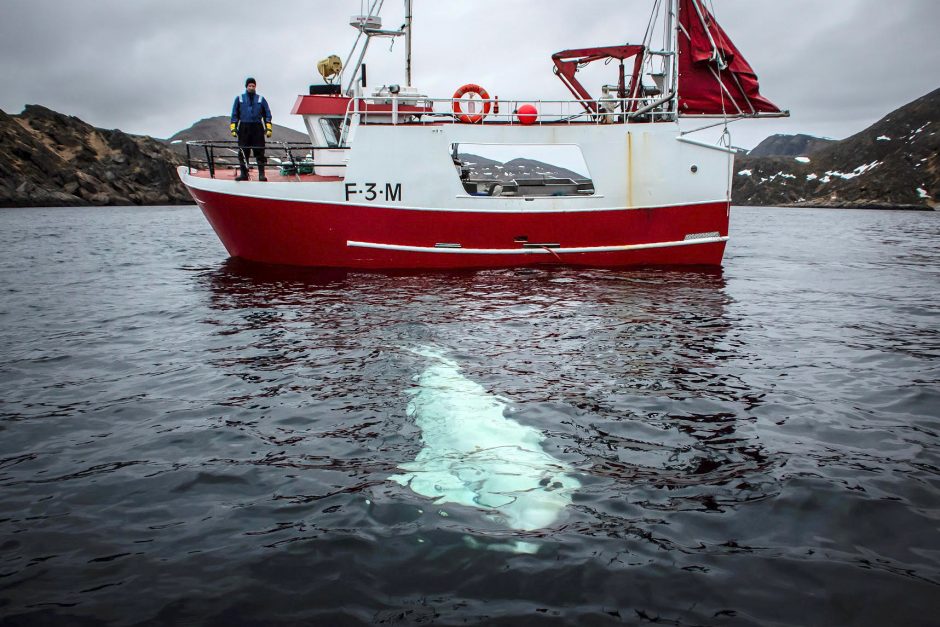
left=1, top=0, right=937, bottom=149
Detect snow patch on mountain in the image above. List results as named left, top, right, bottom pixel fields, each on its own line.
left=824, top=161, right=881, bottom=181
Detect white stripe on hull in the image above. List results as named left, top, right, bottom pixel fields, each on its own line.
left=347, top=236, right=728, bottom=255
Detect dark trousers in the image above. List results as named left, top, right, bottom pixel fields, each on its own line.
left=237, top=122, right=266, bottom=172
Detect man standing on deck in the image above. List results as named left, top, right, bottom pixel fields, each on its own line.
left=230, top=78, right=273, bottom=181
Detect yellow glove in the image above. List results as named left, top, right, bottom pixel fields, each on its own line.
left=265, top=122, right=273, bottom=138
left=229, top=123, right=237, bottom=138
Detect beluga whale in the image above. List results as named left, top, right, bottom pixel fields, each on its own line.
left=390, top=347, right=580, bottom=553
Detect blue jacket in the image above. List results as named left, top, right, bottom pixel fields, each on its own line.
left=231, top=92, right=272, bottom=125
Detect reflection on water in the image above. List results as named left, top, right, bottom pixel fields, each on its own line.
left=196, top=260, right=781, bottom=555
left=0, top=206, right=937, bottom=625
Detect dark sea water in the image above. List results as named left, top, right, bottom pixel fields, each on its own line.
left=0, top=205, right=938, bottom=626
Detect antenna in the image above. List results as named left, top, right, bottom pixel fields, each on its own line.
left=343, top=0, right=407, bottom=95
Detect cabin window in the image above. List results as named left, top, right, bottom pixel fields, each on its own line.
left=319, top=118, right=342, bottom=148
left=451, top=143, right=595, bottom=197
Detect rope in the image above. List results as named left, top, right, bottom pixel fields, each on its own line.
left=642, top=0, right=663, bottom=49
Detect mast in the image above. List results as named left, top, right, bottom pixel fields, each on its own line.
left=664, top=0, right=678, bottom=118
left=404, top=0, right=413, bottom=86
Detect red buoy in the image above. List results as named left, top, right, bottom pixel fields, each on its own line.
left=517, top=104, right=538, bottom=125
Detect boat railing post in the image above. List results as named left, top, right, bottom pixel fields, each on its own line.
left=392, top=92, right=398, bottom=125
left=285, top=144, right=295, bottom=170
left=205, top=144, right=215, bottom=179
left=352, top=81, right=362, bottom=136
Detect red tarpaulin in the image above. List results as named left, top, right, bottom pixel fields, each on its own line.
left=677, top=0, right=782, bottom=115
left=551, top=45, right=646, bottom=113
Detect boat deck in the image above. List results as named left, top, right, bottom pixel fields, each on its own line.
left=186, top=168, right=343, bottom=183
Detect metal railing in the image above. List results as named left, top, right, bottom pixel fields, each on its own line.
left=184, top=141, right=349, bottom=178
left=341, top=95, right=676, bottom=132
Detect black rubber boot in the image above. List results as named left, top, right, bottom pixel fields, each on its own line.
left=235, top=146, right=249, bottom=181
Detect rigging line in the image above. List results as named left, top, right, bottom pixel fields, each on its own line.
left=691, top=0, right=726, bottom=69
left=706, top=0, right=733, bottom=204
left=679, top=116, right=746, bottom=136
left=708, top=67, right=742, bottom=115
left=678, top=20, right=690, bottom=38
left=729, top=72, right=757, bottom=115
left=715, top=66, right=732, bottom=151
left=660, top=0, right=669, bottom=65
left=641, top=0, right=663, bottom=82
left=642, top=0, right=662, bottom=48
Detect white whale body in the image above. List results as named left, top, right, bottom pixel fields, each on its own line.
left=390, top=348, right=580, bottom=550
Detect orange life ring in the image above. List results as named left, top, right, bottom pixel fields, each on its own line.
left=452, top=84, right=491, bottom=124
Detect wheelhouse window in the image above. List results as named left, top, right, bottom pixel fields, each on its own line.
left=451, top=143, right=595, bottom=197
left=319, top=118, right=342, bottom=148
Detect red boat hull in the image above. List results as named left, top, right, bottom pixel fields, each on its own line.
left=187, top=187, right=729, bottom=269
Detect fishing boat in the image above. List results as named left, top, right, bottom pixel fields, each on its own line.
left=179, top=0, right=786, bottom=269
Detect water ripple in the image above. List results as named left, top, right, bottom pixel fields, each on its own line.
left=0, top=205, right=937, bottom=625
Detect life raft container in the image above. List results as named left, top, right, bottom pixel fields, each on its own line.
left=452, top=84, right=491, bottom=124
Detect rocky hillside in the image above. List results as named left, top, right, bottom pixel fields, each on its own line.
left=0, top=105, right=190, bottom=207
left=166, top=116, right=308, bottom=156
left=4, top=91, right=937, bottom=209
left=733, top=88, right=939, bottom=209
left=748, top=133, right=834, bottom=157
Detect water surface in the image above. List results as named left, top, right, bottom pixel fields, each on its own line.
left=0, top=205, right=938, bottom=626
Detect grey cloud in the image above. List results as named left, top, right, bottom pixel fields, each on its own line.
left=1, top=0, right=937, bottom=149
left=720, top=0, right=940, bottom=145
